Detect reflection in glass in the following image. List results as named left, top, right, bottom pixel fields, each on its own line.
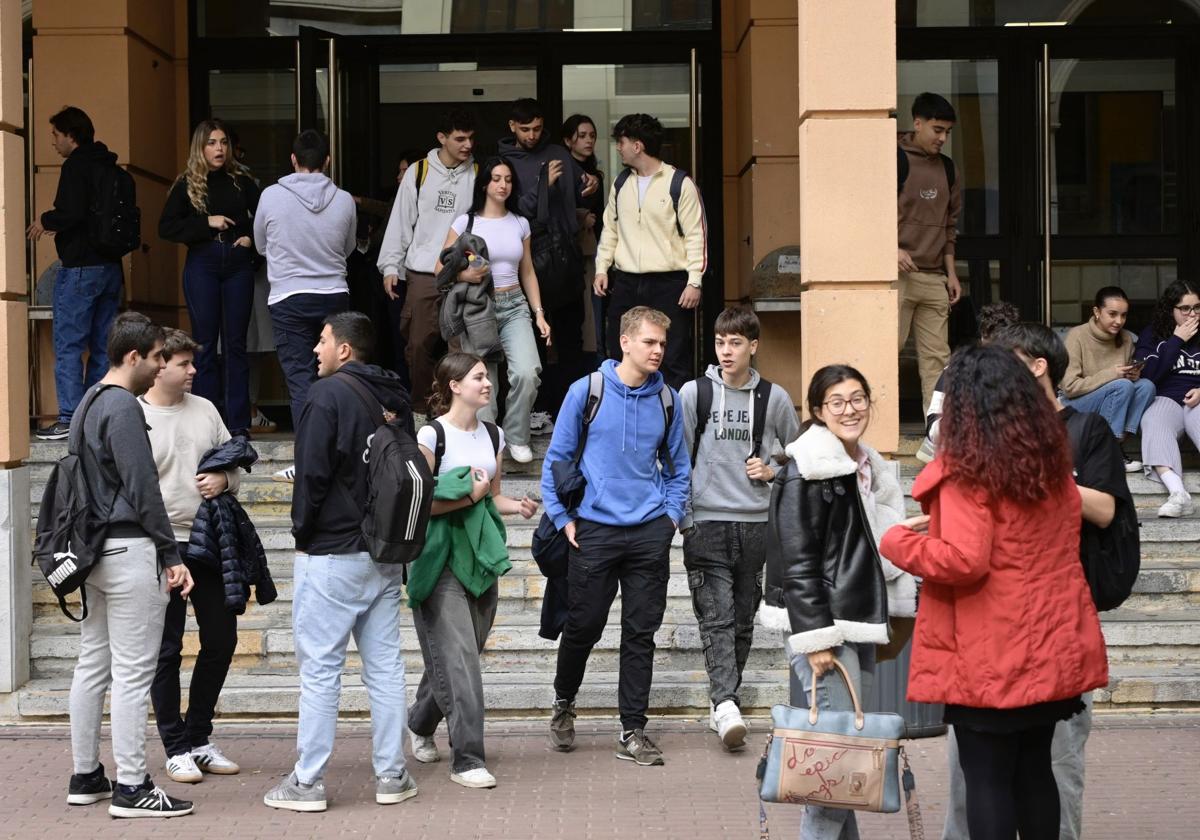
left=897, top=0, right=1200, bottom=27
left=206, top=69, right=296, bottom=188
left=1050, top=259, right=1176, bottom=327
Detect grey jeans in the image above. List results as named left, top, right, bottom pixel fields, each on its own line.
left=683, top=520, right=766, bottom=708
left=409, top=567, right=499, bottom=773
left=476, top=289, right=542, bottom=448
left=69, top=537, right=170, bottom=786
left=941, top=692, right=1093, bottom=840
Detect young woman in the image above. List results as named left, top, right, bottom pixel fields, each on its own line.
left=562, top=113, right=606, bottom=359
left=407, top=353, right=539, bottom=789
left=1134, top=279, right=1200, bottom=517
left=435, top=157, right=551, bottom=464
left=881, top=345, right=1108, bottom=840
left=1060, top=286, right=1155, bottom=471
left=159, top=119, right=260, bottom=435
left=759, top=364, right=913, bottom=840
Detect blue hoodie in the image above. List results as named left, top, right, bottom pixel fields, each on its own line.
left=541, top=360, right=691, bottom=530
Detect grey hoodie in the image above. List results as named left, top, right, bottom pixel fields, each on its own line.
left=680, top=364, right=801, bottom=525
left=377, top=149, right=476, bottom=281
left=254, top=171, right=357, bottom=304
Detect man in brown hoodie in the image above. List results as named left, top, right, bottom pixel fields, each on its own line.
left=898, top=92, right=962, bottom=413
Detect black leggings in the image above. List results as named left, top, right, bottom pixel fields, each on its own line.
left=955, top=723, right=1060, bottom=840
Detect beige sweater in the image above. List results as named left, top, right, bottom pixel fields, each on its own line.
left=1061, top=319, right=1135, bottom=398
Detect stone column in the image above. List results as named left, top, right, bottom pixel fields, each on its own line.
left=797, top=0, right=898, bottom=451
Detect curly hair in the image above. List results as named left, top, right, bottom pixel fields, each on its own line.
left=939, top=345, right=1072, bottom=503
left=428, top=352, right=486, bottom=419
left=181, top=119, right=243, bottom=214
left=1149, top=279, right=1200, bottom=340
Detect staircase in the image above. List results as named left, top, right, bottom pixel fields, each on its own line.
left=13, top=434, right=1200, bottom=719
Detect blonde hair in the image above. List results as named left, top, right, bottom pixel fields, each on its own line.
left=181, top=119, right=243, bottom=213
left=620, top=305, right=671, bottom=338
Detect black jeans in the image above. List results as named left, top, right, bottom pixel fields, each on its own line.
left=554, top=516, right=674, bottom=731
left=682, top=520, right=766, bottom=708
left=605, top=268, right=694, bottom=390
left=268, top=292, right=350, bottom=430
left=956, top=723, right=1060, bottom=840
left=537, top=288, right=589, bottom=418
left=150, top=549, right=238, bottom=758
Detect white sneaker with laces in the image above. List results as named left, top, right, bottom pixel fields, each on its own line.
left=509, top=444, right=534, bottom=464
left=410, top=730, right=440, bottom=763
left=712, top=700, right=748, bottom=751
left=191, top=742, right=239, bottom=775
left=165, top=753, right=203, bottom=784
left=1158, top=491, right=1195, bottom=518
left=250, top=409, right=277, bottom=433
left=272, top=464, right=295, bottom=483
left=450, top=767, right=496, bottom=789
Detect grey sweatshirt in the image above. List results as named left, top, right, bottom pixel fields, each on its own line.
left=69, top=384, right=181, bottom=567
left=377, top=149, right=476, bottom=281
left=254, top=172, right=357, bottom=305
left=680, top=365, right=801, bottom=524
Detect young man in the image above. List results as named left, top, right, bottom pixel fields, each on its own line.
left=27, top=106, right=125, bottom=441
left=378, top=109, right=477, bottom=415
left=254, top=130, right=356, bottom=479
left=66, top=312, right=195, bottom=818
left=678, top=307, right=800, bottom=749
left=142, top=329, right=242, bottom=784
left=942, top=322, right=1129, bottom=840
left=264, top=312, right=417, bottom=813
left=594, top=114, right=707, bottom=391
left=541, top=306, right=691, bottom=767
left=898, top=92, right=962, bottom=414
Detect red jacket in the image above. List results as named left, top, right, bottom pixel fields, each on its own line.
left=880, top=459, right=1108, bottom=709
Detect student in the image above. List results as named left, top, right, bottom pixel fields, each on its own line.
left=435, top=157, right=551, bottom=464
left=66, top=312, right=195, bottom=818
left=542, top=307, right=690, bottom=767
left=407, top=352, right=539, bottom=789
left=378, top=110, right=477, bottom=415
left=898, top=92, right=962, bottom=414
left=678, top=307, right=799, bottom=749
left=562, top=113, right=606, bottom=361
left=160, top=119, right=260, bottom=436
left=142, top=329, right=242, bottom=784
left=1134, top=279, right=1200, bottom=518
left=264, top=312, right=417, bottom=813
left=882, top=345, right=1109, bottom=840
left=757, top=364, right=900, bottom=839
left=1061, top=286, right=1155, bottom=471
left=28, top=106, right=125, bottom=441
left=594, top=114, right=707, bottom=390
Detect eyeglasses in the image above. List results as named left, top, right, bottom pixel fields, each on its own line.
left=1176, top=304, right=1200, bottom=316
left=822, top=393, right=871, bottom=415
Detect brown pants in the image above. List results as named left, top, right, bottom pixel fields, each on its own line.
left=399, top=271, right=443, bottom=413
left=898, top=270, right=951, bottom=413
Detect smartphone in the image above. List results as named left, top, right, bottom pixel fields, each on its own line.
left=1128, top=358, right=1147, bottom=371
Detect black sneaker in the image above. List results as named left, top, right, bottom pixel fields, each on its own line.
left=108, top=777, right=194, bottom=819
left=67, top=764, right=114, bottom=805
left=549, top=698, right=577, bottom=752
left=36, top=421, right=70, bottom=441
left=615, top=729, right=664, bottom=766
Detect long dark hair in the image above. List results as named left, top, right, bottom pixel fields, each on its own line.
left=469, top=156, right=521, bottom=217
left=1150, top=280, right=1200, bottom=341
left=805, top=364, right=872, bottom=429
left=1093, top=285, right=1129, bottom=348
left=940, top=345, right=1072, bottom=503
left=561, top=113, right=598, bottom=170
left=428, top=352, right=486, bottom=419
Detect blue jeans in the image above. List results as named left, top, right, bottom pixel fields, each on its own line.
left=1061, top=377, right=1157, bottom=439
left=292, top=552, right=408, bottom=784
left=269, top=292, right=350, bottom=431
left=477, top=290, right=542, bottom=447
left=182, top=241, right=255, bottom=432
left=52, top=263, right=123, bottom=423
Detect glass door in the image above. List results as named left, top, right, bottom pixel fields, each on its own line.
left=297, top=26, right=375, bottom=190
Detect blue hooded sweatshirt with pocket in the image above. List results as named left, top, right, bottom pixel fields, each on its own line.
left=541, top=359, right=691, bottom=530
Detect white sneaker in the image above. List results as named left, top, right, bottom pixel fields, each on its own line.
left=707, top=703, right=718, bottom=733
left=272, top=464, right=295, bottom=483
left=250, top=408, right=277, bottom=434
left=915, top=437, right=937, bottom=464
left=1124, top=456, right=1143, bottom=473
left=450, top=767, right=496, bottom=789
left=509, top=444, right=534, bottom=464
left=1158, top=491, right=1195, bottom=518
left=712, top=700, right=748, bottom=751
left=529, top=411, right=554, bottom=436
left=165, top=753, right=203, bottom=784
left=412, top=412, right=428, bottom=429
left=191, top=742, right=239, bottom=775
left=410, top=730, right=440, bottom=763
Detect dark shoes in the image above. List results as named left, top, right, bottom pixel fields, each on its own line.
left=108, top=776, right=194, bottom=818
left=616, top=729, right=665, bottom=766
left=67, top=764, right=113, bottom=805
left=549, top=698, right=577, bottom=752
left=36, top=421, right=70, bottom=441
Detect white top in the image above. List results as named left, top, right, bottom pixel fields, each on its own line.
left=416, top=419, right=507, bottom=478
left=138, top=393, right=240, bottom=541
left=637, top=174, right=654, bottom=205
left=450, top=212, right=530, bottom=291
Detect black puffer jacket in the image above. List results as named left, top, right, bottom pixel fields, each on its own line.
left=186, top=438, right=277, bottom=614
left=759, top=424, right=888, bottom=654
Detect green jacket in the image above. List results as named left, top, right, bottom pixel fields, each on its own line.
left=406, top=465, right=511, bottom=608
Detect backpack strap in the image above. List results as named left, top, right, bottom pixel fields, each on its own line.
left=337, top=371, right=386, bottom=425
left=941, top=153, right=956, bottom=188
left=750, top=377, right=773, bottom=462
left=482, top=420, right=501, bottom=459
left=691, top=377, right=713, bottom=467
left=657, top=387, right=676, bottom=476
left=431, top=418, right=446, bottom=477
left=466, top=211, right=475, bottom=234
left=668, top=169, right=688, bottom=237
left=572, top=371, right=606, bottom=464
left=611, top=168, right=633, bottom=224
left=897, top=145, right=910, bottom=194
left=414, top=158, right=428, bottom=201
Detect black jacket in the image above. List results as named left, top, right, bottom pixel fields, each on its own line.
left=159, top=170, right=260, bottom=247
left=186, top=437, right=277, bottom=614
left=759, top=425, right=889, bottom=654
left=40, top=141, right=122, bottom=267
left=497, top=135, right=585, bottom=236
left=292, top=362, right=414, bottom=554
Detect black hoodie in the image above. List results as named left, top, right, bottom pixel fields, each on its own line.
left=497, top=134, right=585, bottom=236
left=291, top=361, right=414, bottom=554
left=40, top=141, right=121, bottom=267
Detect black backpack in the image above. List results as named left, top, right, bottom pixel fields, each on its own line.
left=897, top=145, right=956, bottom=194
left=89, top=162, right=141, bottom=259
left=690, top=375, right=773, bottom=466
left=339, top=373, right=434, bottom=566
left=430, top=417, right=501, bottom=476
left=33, top=384, right=122, bottom=621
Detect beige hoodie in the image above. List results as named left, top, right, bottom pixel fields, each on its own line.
left=898, top=132, right=961, bottom=273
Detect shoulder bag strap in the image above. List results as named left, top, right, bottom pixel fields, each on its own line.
left=750, top=378, right=773, bottom=461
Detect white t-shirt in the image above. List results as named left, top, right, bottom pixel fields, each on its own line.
left=637, top=174, right=654, bottom=205
left=450, top=212, right=530, bottom=291
left=416, top=419, right=506, bottom=479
